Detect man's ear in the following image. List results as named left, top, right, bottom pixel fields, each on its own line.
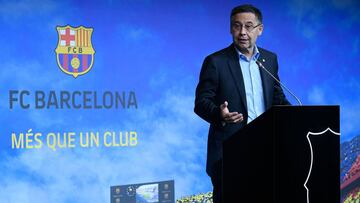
left=258, top=24, right=264, bottom=36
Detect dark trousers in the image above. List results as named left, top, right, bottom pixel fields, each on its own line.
left=211, top=160, right=223, bottom=203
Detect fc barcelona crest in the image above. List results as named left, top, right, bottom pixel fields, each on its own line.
left=55, top=25, right=95, bottom=78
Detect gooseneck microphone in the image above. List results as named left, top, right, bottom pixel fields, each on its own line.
left=256, top=60, right=302, bottom=106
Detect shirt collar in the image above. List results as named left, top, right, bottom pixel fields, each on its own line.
left=235, top=45, right=260, bottom=62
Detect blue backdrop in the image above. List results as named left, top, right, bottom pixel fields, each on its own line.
left=0, top=0, right=359, bottom=202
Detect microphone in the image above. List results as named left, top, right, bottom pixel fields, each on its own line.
left=256, top=60, right=302, bottom=106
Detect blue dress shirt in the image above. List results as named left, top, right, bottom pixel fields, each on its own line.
left=236, top=46, right=265, bottom=123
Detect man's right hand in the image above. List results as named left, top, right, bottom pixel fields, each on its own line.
left=220, top=101, right=243, bottom=123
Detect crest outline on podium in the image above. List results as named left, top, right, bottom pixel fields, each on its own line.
left=304, top=127, right=340, bottom=203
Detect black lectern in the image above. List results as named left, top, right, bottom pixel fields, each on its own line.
left=223, top=106, right=339, bottom=203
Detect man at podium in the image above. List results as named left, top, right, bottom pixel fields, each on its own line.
left=194, top=4, right=290, bottom=203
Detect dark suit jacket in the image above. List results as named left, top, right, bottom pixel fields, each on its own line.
left=194, top=44, right=290, bottom=177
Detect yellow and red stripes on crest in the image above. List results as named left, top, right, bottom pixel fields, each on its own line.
left=75, top=29, right=91, bottom=47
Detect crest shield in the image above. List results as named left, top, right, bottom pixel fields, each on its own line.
left=55, top=25, right=95, bottom=78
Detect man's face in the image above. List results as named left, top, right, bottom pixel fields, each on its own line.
left=230, top=12, right=263, bottom=53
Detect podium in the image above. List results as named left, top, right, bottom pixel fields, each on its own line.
left=223, top=106, right=340, bottom=203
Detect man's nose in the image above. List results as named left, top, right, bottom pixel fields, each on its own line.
left=240, top=26, right=247, bottom=35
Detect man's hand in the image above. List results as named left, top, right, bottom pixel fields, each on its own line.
left=220, top=101, right=243, bottom=123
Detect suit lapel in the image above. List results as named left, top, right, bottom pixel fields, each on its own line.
left=258, top=53, right=272, bottom=109
left=226, top=45, right=247, bottom=110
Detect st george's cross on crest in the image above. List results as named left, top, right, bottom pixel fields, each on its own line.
left=55, top=25, right=95, bottom=78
